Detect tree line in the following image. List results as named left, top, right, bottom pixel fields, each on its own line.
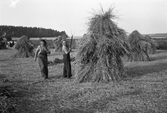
left=0, top=25, right=67, bottom=40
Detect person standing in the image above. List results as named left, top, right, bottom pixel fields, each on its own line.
left=34, top=40, right=50, bottom=79
left=62, top=41, right=72, bottom=78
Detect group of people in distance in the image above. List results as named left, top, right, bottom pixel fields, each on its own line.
left=34, top=39, right=72, bottom=79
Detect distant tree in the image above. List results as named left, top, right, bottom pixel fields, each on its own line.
left=0, top=25, right=67, bottom=38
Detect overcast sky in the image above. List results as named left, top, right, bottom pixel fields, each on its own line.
left=0, top=0, right=167, bottom=36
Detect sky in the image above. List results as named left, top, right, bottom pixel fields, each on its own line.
left=0, top=0, right=167, bottom=36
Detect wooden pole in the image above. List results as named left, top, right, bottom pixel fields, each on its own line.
left=70, top=35, right=73, bottom=49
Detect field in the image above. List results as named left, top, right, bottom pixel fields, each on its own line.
left=1, top=49, right=167, bottom=113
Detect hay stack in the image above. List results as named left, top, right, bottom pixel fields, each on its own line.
left=0, top=36, right=7, bottom=49
left=144, top=35, right=158, bottom=54
left=13, top=35, right=34, bottom=58
left=128, top=30, right=151, bottom=61
left=75, top=8, right=131, bottom=83
left=53, top=35, right=67, bottom=52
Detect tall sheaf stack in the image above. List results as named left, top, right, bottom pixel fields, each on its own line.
left=128, top=30, right=157, bottom=61
left=75, top=8, right=131, bottom=83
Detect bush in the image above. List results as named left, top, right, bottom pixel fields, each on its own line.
left=156, top=40, right=167, bottom=50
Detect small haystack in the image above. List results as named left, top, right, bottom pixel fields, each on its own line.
left=128, top=30, right=151, bottom=61
left=75, top=8, right=131, bottom=83
left=144, top=35, right=158, bottom=54
left=0, top=36, right=7, bottom=49
left=53, top=35, right=67, bottom=52
left=13, top=35, right=35, bottom=58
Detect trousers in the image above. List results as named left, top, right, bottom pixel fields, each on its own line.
left=38, top=53, right=48, bottom=78
left=63, top=53, right=72, bottom=78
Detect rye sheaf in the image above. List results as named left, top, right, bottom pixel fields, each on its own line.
left=75, top=8, right=131, bottom=83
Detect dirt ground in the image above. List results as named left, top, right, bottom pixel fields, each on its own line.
left=1, top=49, right=167, bottom=113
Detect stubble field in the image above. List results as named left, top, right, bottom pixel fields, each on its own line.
left=1, top=49, right=167, bottom=113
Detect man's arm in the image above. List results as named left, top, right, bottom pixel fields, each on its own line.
left=67, top=48, right=72, bottom=54
left=62, top=46, right=69, bottom=54
left=34, top=46, right=40, bottom=61
left=45, top=46, right=51, bottom=54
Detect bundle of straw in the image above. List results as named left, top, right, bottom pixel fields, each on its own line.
left=13, top=35, right=34, bottom=58
left=53, top=35, right=67, bottom=52
left=128, top=30, right=152, bottom=61
left=144, top=35, right=158, bottom=54
left=75, top=8, right=131, bottom=83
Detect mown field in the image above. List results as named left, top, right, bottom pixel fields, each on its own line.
left=1, top=49, right=167, bottom=113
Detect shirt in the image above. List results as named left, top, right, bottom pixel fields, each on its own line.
left=36, top=45, right=49, bottom=55
left=62, top=45, right=69, bottom=54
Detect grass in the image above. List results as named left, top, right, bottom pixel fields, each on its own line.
left=1, top=49, right=167, bottom=112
